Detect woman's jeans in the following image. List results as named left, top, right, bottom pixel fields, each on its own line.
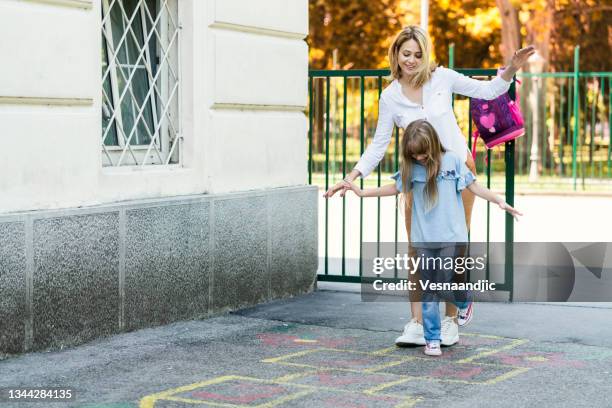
left=416, top=245, right=472, bottom=342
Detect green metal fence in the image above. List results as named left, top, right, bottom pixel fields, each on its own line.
left=308, top=68, right=517, bottom=298
left=514, top=69, right=612, bottom=190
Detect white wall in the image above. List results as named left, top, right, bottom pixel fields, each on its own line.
left=0, top=0, right=309, bottom=214
left=205, top=0, right=308, bottom=192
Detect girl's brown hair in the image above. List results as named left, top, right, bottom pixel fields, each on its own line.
left=399, top=119, right=446, bottom=210
left=388, top=26, right=437, bottom=88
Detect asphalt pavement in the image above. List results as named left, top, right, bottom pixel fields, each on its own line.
left=1, top=284, right=611, bottom=408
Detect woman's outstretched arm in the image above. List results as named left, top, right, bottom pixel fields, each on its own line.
left=323, top=96, right=395, bottom=198
left=352, top=96, right=395, bottom=178
left=448, top=45, right=536, bottom=100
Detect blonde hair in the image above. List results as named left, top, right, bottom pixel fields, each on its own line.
left=388, top=26, right=438, bottom=88
left=399, top=119, right=446, bottom=210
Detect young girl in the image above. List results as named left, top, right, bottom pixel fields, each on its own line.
left=340, top=119, right=522, bottom=356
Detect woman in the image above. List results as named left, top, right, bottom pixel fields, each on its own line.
left=324, top=26, right=535, bottom=346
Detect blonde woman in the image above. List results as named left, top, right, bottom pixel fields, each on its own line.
left=324, top=26, right=534, bottom=346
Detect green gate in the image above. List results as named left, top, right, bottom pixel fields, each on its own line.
left=308, top=68, right=517, bottom=299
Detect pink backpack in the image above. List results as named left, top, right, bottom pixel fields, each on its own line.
left=469, top=71, right=524, bottom=160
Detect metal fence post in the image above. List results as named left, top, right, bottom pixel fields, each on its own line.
left=506, top=78, right=517, bottom=301
left=308, top=76, right=313, bottom=184
left=572, top=46, right=580, bottom=190
left=324, top=76, right=330, bottom=275
left=609, top=76, right=612, bottom=177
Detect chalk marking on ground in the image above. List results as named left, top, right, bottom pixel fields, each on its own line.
left=272, top=370, right=319, bottom=383
left=141, top=373, right=419, bottom=408
left=525, top=356, right=548, bottom=362
left=263, top=347, right=414, bottom=373
left=277, top=377, right=420, bottom=405
left=140, top=375, right=242, bottom=408
left=371, top=346, right=398, bottom=355
left=263, top=345, right=530, bottom=385
left=275, top=367, right=421, bottom=403
left=363, top=377, right=414, bottom=394
left=254, top=389, right=314, bottom=408
left=264, top=346, right=414, bottom=360
left=140, top=375, right=314, bottom=408
left=140, top=334, right=547, bottom=407
left=409, top=355, right=524, bottom=369
left=394, top=398, right=422, bottom=408
left=483, top=366, right=531, bottom=385
left=163, top=396, right=237, bottom=407
left=261, top=348, right=320, bottom=364
left=363, top=358, right=415, bottom=373
left=457, top=338, right=529, bottom=364
left=461, top=332, right=508, bottom=339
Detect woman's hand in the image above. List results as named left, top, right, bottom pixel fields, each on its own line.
left=340, top=181, right=364, bottom=197
left=322, top=180, right=363, bottom=198
left=323, top=170, right=362, bottom=198
left=323, top=181, right=348, bottom=198
left=500, top=45, right=537, bottom=82
left=510, top=45, right=536, bottom=70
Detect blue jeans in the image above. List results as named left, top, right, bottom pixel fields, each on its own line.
left=416, top=246, right=472, bottom=342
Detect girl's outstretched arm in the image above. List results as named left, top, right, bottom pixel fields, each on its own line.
left=467, top=181, right=523, bottom=219
left=339, top=181, right=399, bottom=198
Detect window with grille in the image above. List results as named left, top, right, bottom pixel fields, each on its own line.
left=101, top=0, right=180, bottom=166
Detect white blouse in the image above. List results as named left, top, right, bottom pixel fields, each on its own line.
left=353, top=66, right=512, bottom=178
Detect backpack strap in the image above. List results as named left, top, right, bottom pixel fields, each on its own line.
left=471, top=130, right=490, bottom=166
left=471, top=129, right=479, bottom=161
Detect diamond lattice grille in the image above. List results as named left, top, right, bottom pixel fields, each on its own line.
left=101, top=0, right=180, bottom=166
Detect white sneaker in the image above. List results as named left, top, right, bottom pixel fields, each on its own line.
left=441, top=316, right=459, bottom=346
left=424, top=340, right=442, bottom=356
left=395, top=319, right=426, bottom=346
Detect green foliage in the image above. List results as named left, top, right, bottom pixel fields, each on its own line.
left=308, top=0, right=611, bottom=72
left=429, top=0, right=503, bottom=68
left=547, top=0, right=612, bottom=72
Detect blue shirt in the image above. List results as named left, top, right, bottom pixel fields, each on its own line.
left=392, top=151, right=476, bottom=248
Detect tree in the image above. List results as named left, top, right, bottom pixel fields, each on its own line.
left=495, top=0, right=521, bottom=65
left=308, top=0, right=611, bottom=71
left=548, top=0, right=612, bottom=72
left=497, top=0, right=550, bottom=181
left=429, top=0, right=503, bottom=68
left=307, top=0, right=411, bottom=69
left=499, top=0, right=612, bottom=180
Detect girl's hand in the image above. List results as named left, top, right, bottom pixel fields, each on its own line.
left=323, top=181, right=347, bottom=198
left=340, top=181, right=363, bottom=197
left=498, top=201, right=523, bottom=220
left=510, top=45, right=536, bottom=69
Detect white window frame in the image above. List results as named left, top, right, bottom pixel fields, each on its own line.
left=101, top=0, right=181, bottom=167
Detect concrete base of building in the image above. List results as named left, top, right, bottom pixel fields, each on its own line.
left=0, top=186, right=318, bottom=356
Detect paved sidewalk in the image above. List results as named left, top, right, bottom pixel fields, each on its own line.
left=1, top=286, right=611, bottom=408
